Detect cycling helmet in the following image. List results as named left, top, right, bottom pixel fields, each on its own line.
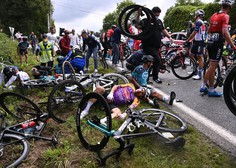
left=220, top=0, right=235, bottom=6
left=195, top=9, right=205, bottom=18
left=3, top=66, right=11, bottom=75
left=142, top=55, right=154, bottom=63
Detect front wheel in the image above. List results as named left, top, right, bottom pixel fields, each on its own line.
left=76, top=92, right=112, bottom=152
left=171, top=55, right=197, bottom=80
left=0, top=134, right=30, bottom=168
left=47, top=80, right=86, bottom=123
left=140, top=108, right=187, bottom=133
left=223, top=65, right=236, bottom=116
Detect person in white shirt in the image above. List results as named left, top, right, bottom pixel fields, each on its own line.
left=69, top=29, right=79, bottom=48
left=47, top=26, right=60, bottom=50
left=0, top=66, right=30, bottom=88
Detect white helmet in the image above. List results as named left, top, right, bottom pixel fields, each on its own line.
left=220, top=0, right=235, bottom=6
left=195, top=9, right=205, bottom=17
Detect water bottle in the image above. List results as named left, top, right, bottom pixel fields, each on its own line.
left=21, top=121, right=36, bottom=134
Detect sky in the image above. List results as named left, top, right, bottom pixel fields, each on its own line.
left=52, top=0, right=215, bottom=35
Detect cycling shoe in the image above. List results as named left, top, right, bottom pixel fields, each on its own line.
left=208, top=91, right=223, bottom=97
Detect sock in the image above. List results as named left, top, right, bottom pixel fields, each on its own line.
left=83, top=101, right=93, bottom=113
left=100, top=117, right=107, bottom=123
left=148, top=99, right=154, bottom=106
left=162, top=96, right=169, bottom=103
left=208, top=87, right=214, bottom=92
left=198, top=68, right=203, bottom=78
left=201, top=82, right=206, bottom=88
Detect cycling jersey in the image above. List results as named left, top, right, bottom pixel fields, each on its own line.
left=208, top=11, right=229, bottom=35
left=113, top=83, right=140, bottom=108
left=131, top=65, right=149, bottom=87
left=126, top=50, right=145, bottom=67
left=194, top=19, right=206, bottom=41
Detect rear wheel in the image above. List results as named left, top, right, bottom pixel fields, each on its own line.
left=23, top=79, right=53, bottom=87
left=47, top=80, right=86, bottom=123
left=140, top=108, right=187, bottom=133
left=0, top=134, right=30, bottom=168
left=0, top=92, right=42, bottom=123
left=76, top=92, right=112, bottom=152
left=171, top=55, right=197, bottom=80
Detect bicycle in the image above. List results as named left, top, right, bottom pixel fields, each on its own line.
left=47, top=73, right=129, bottom=123
left=157, top=42, right=197, bottom=80
left=0, top=92, right=58, bottom=167
left=76, top=93, right=187, bottom=165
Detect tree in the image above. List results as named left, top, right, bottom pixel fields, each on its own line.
left=0, top=0, right=53, bottom=36
left=102, top=0, right=135, bottom=31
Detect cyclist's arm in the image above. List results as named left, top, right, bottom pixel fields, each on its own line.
left=223, top=28, right=235, bottom=49
left=130, top=76, right=141, bottom=88
left=129, top=97, right=140, bottom=109
left=110, top=85, right=119, bottom=93
left=5, top=75, right=17, bottom=87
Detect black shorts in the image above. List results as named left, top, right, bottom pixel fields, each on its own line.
left=19, top=49, right=28, bottom=55
left=207, top=41, right=224, bottom=61
left=190, top=41, right=205, bottom=55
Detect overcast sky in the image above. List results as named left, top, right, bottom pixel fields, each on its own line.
left=52, top=0, right=215, bottom=35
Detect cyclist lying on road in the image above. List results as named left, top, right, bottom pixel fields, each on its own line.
left=80, top=83, right=141, bottom=124
left=130, top=55, right=176, bottom=107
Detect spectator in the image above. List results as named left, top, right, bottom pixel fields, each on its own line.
left=15, top=31, right=22, bottom=42
left=81, top=31, right=101, bottom=73
left=30, top=32, right=37, bottom=54
left=47, top=26, right=60, bottom=51
left=17, top=36, right=29, bottom=65
left=60, top=30, right=71, bottom=56
left=110, top=26, right=122, bottom=66
left=69, top=29, right=79, bottom=48
left=0, top=66, right=29, bottom=88
left=36, top=34, right=55, bottom=68
left=106, top=25, right=117, bottom=57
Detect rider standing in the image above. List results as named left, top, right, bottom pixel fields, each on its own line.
left=185, top=9, right=206, bottom=80
left=200, top=0, right=236, bottom=97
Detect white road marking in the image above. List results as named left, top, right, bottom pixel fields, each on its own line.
left=155, top=88, right=236, bottom=145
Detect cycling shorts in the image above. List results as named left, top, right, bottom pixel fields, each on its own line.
left=207, top=41, right=224, bottom=61
left=190, top=41, right=205, bottom=56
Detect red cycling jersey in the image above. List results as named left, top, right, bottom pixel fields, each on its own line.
left=208, top=11, right=230, bottom=34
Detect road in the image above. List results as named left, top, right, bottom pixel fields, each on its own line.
left=107, top=60, right=236, bottom=156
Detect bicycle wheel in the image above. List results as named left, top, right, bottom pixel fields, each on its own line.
left=223, top=65, right=236, bottom=115
left=203, top=60, right=221, bottom=89
left=62, top=61, right=76, bottom=80
left=0, top=92, right=42, bottom=122
left=171, top=55, right=197, bottom=80
left=140, top=108, right=187, bottom=133
left=76, top=92, right=112, bottom=152
left=0, top=134, right=30, bottom=168
left=23, top=79, right=53, bottom=87
left=98, top=73, right=129, bottom=91
left=47, top=80, right=86, bottom=123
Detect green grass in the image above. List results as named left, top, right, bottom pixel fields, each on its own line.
left=1, top=32, right=236, bottom=168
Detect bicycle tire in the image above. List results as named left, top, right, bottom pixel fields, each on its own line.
left=62, top=61, right=76, bottom=80
left=118, top=5, right=155, bottom=40
left=98, top=73, right=129, bottom=91
left=171, top=55, right=197, bottom=80
left=0, top=92, right=42, bottom=122
left=0, top=134, right=30, bottom=168
left=23, top=79, right=53, bottom=87
left=47, top=80, right=86, bottom=123
left=76, top=92, right=112, bottom=152
left=223, top=65, right=236, bottom=116
left=140, top=108, right=187, bottom=133
left=203, top=60, right=221, bottom=89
